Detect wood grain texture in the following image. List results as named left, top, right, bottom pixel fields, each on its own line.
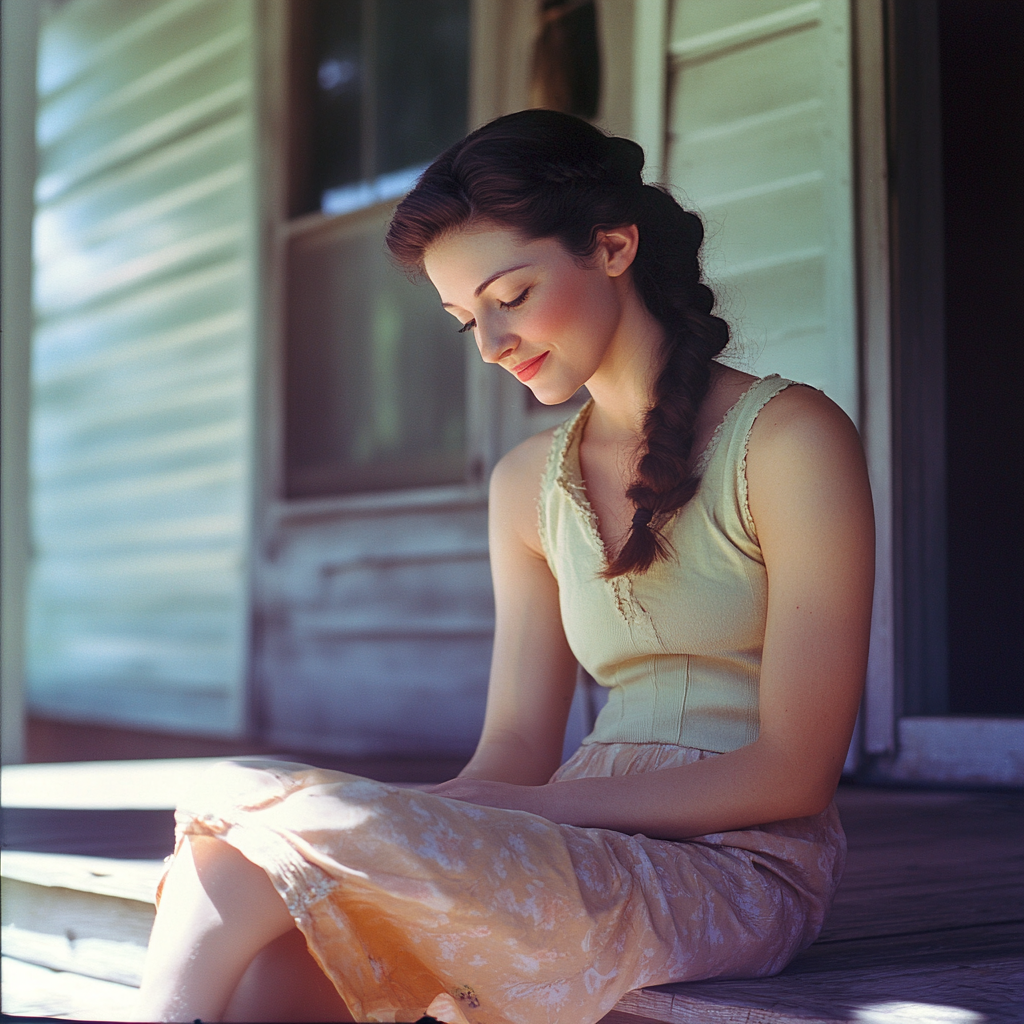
left=256, top=503, right=495, bottom=757
left=1, top=877, right=154, bottom=985
left=2, top=783, right=1021, bottom=1022
left=610, top=786, right=1024, bottom=1023
left=0, top=956, right=139, bottom=1020
left=0, top=851, right=164, bottom=903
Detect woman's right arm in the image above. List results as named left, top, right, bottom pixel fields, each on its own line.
left=439, top=432, right=579, bottom=788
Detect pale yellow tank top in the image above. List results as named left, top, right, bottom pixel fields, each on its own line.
left=537, top=374, right=797, bottom=753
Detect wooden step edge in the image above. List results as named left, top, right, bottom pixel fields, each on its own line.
left=1, top=924, right=147, bottom=988
left=616, top=987, right=847, bottom=1024
left=1, top=851, right=164, bottom=903
left=0, top=955, right=141, bottom=1020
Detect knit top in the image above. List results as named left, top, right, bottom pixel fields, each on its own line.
left=537, top=374, right=797, bottom=753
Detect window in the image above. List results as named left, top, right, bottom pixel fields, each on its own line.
left=284, top=0, right=471, bottom=499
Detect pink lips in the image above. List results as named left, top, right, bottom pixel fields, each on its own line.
left=512, top=352, right=549, bottom=381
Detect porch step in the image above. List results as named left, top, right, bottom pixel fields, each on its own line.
left=1, top=851, right=162, bottom=987
left=0, top=956, right=139, bottom=1021
left=2, top=763, right=1021, bottom=1023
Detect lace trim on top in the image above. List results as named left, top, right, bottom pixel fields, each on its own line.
left=539, top=374, right=791, bottom=619
left=544, top=399, right=653, bottom=623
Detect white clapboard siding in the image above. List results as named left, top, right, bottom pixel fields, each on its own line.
left=666, top=0, right=858, bottom=420
left=27, top=0, right=258, bottom=734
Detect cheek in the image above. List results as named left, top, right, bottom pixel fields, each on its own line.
left=530, top=272, right=610, bottom=342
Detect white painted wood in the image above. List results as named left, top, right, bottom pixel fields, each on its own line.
left=1, top=877, right=153, bottom=985
left=633, top=0, right=669, bottom=180
left=1, top=758, right=253, bottom=810
left=882, top=718, right=1024, bottom=788
left=1, top=956, right=140, bottom=1020
left=666, top=0, right=859, bottom=423
left=0, top=0, right=39, bottom=766
left=1, top=852, right=164, bottom=902
left=853, top=0, right=896, bottom=757
left=27, top=0, right=261, bottom=736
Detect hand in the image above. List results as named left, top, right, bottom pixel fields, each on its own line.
left=426, top=777, right=551, bottom=817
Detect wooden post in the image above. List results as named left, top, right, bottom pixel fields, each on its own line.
left=853, top=0, right=897, bottom=757
left=1, top=0, right=40, bottom=765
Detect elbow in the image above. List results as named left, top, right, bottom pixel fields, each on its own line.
left=762, top=760, right=840, bottom=821
left=788, top=772, right=841, bottom=819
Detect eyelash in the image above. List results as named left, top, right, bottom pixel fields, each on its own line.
left=457, top=288, right=531, bottom=334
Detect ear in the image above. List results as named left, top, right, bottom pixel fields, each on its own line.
left=596, top=224, right=640, bottom=278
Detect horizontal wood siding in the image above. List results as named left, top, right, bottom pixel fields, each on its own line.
left=27, top=0, right=258, bottom=734
left=256, top=499, right=493, bottom=756
left=666, top=0, right=858, bottom=420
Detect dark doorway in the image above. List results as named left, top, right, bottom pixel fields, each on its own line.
left=939, top=0, right=1024, bottom=715
left=889, top=0, right=1023, bottom=716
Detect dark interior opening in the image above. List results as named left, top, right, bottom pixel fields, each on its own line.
left=939, top=0, right=1024, bottom=714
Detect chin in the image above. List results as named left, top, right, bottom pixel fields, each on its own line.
left=525, top=371, right=588, bottom=406
left=527, top=383, right=581, bottom=406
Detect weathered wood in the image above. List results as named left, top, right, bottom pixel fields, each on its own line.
left=1, top=873, right=155, bottom=986
left=621, top=932, right=1022, bottom=1023
left=2, top=783, right=1021, bottom=1023
left=606, top=786, right=1024, bottom=1024
left=0, top=956, right=139, bottom=1021
left=256, top=502, right=495, bottom=758
left=614, top=987, right=844, bottom=1024
left=1, top=852, right=164, bottom=904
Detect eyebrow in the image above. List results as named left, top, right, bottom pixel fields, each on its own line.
left=441, top=263, right=532, bottom=308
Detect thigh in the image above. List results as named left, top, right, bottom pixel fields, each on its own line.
left=222, top=928, right=354, bottom=1023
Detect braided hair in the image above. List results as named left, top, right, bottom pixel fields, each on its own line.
left=386, top=109, right=729, bottom=578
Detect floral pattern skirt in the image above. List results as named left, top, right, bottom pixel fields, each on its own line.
left=167, top=743, right=846, bottom=1024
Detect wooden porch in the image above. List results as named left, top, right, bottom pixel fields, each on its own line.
left=2, top=750, right=1022, bottom=1024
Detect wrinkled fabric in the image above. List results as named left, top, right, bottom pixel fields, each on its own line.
left=169, top=742, right=845, bottom=1024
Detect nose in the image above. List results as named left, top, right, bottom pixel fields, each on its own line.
left=475, top=323, right=518, bottom=365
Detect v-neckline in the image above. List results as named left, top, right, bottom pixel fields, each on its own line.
left=556, top=375, right=775, bottom=567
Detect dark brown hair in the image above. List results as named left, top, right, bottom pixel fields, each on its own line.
left=386, top=109, right=729, bottom=577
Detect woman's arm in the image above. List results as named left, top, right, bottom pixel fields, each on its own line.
left=434, top=431, right=580, bottom=789
left=438, top=387, right=875, bottom=838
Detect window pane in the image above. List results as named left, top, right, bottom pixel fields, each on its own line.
left=374, top=0, right=469, bottom=175
left=311, top=0, right=363, bottom=196
left=285, top=208, right=467, bottom=497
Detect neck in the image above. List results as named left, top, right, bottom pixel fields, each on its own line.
left=583, top=281, right=666, bottom=444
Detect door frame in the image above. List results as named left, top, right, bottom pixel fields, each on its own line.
left=854, top=0, right=1023, bottom=786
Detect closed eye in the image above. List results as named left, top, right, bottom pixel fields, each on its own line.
left=500, top=288, right=530, bottom=310
left=456, top=288, right=529, bottom=334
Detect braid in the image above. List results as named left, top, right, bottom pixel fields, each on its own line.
left=601, top=191, right=729, bottom=578
left=385, top=110, right=730, bottom=579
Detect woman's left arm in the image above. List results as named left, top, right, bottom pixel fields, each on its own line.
left=444, top=387, right=875, bottom=839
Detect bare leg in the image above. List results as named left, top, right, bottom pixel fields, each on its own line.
left=135, top=835, right=297, bottom=1022
left=222, top=928, right=354, bottom=1023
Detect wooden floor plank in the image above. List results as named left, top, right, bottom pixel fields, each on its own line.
left=0, top=956, right=138, bottom=1020
left=2, top=777, right=1021, bottom=1023
left=625, top=923, right=1023, bottom=1023
left=1, top=852, right=164, bottom=903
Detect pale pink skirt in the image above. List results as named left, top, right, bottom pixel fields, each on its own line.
left=169, top=743, right=845, bottom=1024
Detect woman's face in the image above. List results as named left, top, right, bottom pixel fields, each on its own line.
left=423, top=222, right=632, bottom=405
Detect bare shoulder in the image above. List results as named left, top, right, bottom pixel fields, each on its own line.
left=747, top=383, right=861, bottom=464
left=489, top=426, right=559, bottom=556
left=490, top=426, right=557, bottom=500
left=746, top=383, right=872, bottom=540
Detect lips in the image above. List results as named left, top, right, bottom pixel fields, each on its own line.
left=512, top=352, right=549, bottom=382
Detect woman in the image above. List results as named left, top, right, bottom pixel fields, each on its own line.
left=135, top=110, right=874, bottom=1024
